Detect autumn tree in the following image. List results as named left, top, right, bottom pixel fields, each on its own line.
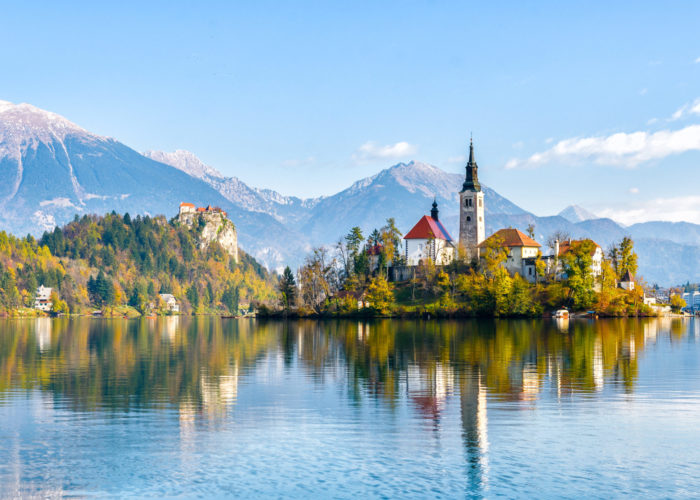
left=366, top=275, right=394, bottom=314
left=562, top=239, right=596, bottom=310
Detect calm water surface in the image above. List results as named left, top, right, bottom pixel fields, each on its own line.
left=1, top=317, right=699, bottom=498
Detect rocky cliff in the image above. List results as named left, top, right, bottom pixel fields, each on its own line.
left=178, top=210, right=238, bottom=263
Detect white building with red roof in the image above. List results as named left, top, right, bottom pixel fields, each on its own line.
left=404, top=200, right=455, bottom=266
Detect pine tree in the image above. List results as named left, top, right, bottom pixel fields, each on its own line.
left=278, top=266, right=297, bottom=311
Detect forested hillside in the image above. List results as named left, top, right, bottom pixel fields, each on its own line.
left=0, top=213, right=278, bottom=315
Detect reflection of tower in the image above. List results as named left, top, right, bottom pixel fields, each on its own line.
left=460, top=367, right=488, bottom=492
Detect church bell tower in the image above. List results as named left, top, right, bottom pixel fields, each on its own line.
left=459, top=138, right=485, bottom=261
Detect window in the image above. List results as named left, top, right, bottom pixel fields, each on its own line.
left=465, top=198, right=473, bottom=207
left=466, top=216, right=471, bottom=222
left=479, top=199, right=482, bottom=207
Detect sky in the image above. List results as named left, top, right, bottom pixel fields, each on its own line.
left=1, top=1, right=700, bottom=223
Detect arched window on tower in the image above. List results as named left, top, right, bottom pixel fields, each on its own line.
left=466, top=216, right=471, bottom=222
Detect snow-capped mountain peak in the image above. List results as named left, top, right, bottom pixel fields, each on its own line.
left=142, top=149, right=224, bottom=180
left=0, top=100, right=94, bottom=160
left=558, top=204, right=598, bottom=223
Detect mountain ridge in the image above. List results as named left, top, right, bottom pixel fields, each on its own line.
left=1, top=101, right=698, bottom=285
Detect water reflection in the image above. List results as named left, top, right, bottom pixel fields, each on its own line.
left=0, top=317, right=698, bottom=497
left=1, top=317, right=695, bottom=411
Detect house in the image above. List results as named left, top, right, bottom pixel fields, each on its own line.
left=404, top=200, right=455, bottom=266
left=478, top=228, right=541, bottom=282
left=158, top=293, right=180, bottom=313
left=618, top=270, right=635, bottom=291
left=34, top=285, right=53, bottom=311
left=547, top=239, right=604, bottom=278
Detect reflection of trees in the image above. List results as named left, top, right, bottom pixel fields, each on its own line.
left=0, top=317, right=279, bottom=413
left=0, top=317, right=689, bottom=415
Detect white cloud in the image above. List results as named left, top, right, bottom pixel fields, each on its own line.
left=695, top=56, right=700, bottom=64
left=639, top=88, right=648, bottom=96
left=512, top=141, right=524, bottom=149
left=353, top=141, right=417, bottom=162
left=597, top=196, right=700, bottom=225
left=647, top=118, right=658, bottom=125
left=629, top=187, right=639, bottom=194
left=669, top=98, right=700, bottom=121
left=505, top=124, right=700, bottom=169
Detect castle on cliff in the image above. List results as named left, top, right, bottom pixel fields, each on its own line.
left=177, top=202, right=238, bottom=262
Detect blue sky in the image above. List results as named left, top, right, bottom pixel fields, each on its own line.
left=2, top=1, right=700, bottom=223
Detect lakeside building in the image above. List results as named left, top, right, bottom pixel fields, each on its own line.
left=34, top=285, right=53, bottom=311
left=158, top=293, right=180, bottom=313
left=545, top=239, right=604, bottom=279
left=682, top=291, right=700, bottom=312
left=478, top=228, right=541, bottom=283
left=403, top=200, right=455, bottom=266
left=619, top=270, right=636, bottom=291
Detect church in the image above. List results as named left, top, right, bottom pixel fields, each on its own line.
left=401, top=138, right=543, bottom=282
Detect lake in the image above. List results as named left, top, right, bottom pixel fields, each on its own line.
left=1, top=317, right=699, bottom=498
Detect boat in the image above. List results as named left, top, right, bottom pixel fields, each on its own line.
left=220, top=315, right=239, bottom=319
left=554, top=309, right=569, bottom=319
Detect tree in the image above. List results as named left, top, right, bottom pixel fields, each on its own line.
left=479, top=235, right=508, bottom=278
left=617, top=236, right=638, bottom=280
left=186, top=285, right=200, bottom=310
left=380, top=218, right=403, bottom=265
left=278, top=266, right=297, bottom=312
left=366, top=275, right=394, bottom=314
left=526, top=223, right=536, bottom=240
left=221, top=285, right=239, bottom=314
left=50, top=291, right=69, bottom=314
left=562, top=239, right=596, bottom=310
left=298, top=247, right=335, bottom=313
left=670, top=294, right=686, bottom=313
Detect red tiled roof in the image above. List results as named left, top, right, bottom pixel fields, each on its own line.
left=404, top=216, right=453, bottom=241
left=367, top=244, right=383, bottom=256
left=478, top=228, right=541, bottom=248
left=180, top=202, right=195, bottom=208
left=558, top=239, right=601, bottom=257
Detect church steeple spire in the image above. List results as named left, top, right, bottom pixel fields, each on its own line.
left=431, top=197, right=439, bottom=220
left=461, top=137, right=481, bottom=192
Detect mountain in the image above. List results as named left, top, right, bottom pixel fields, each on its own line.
left=0, top=101, right=305, bottom=269
left=142, top=149, right=700, bottom=285
left=558, top=204, right=598, bottom=223
left=2, top=101, right=700, bottom=285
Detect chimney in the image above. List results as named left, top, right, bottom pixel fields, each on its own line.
left=554, top=239, right=560, bottom=258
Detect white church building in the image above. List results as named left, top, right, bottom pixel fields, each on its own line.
left=404, top=200, right=455, bottom=266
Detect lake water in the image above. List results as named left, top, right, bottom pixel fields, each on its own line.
left=0, top=317, right=699, bottom=498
